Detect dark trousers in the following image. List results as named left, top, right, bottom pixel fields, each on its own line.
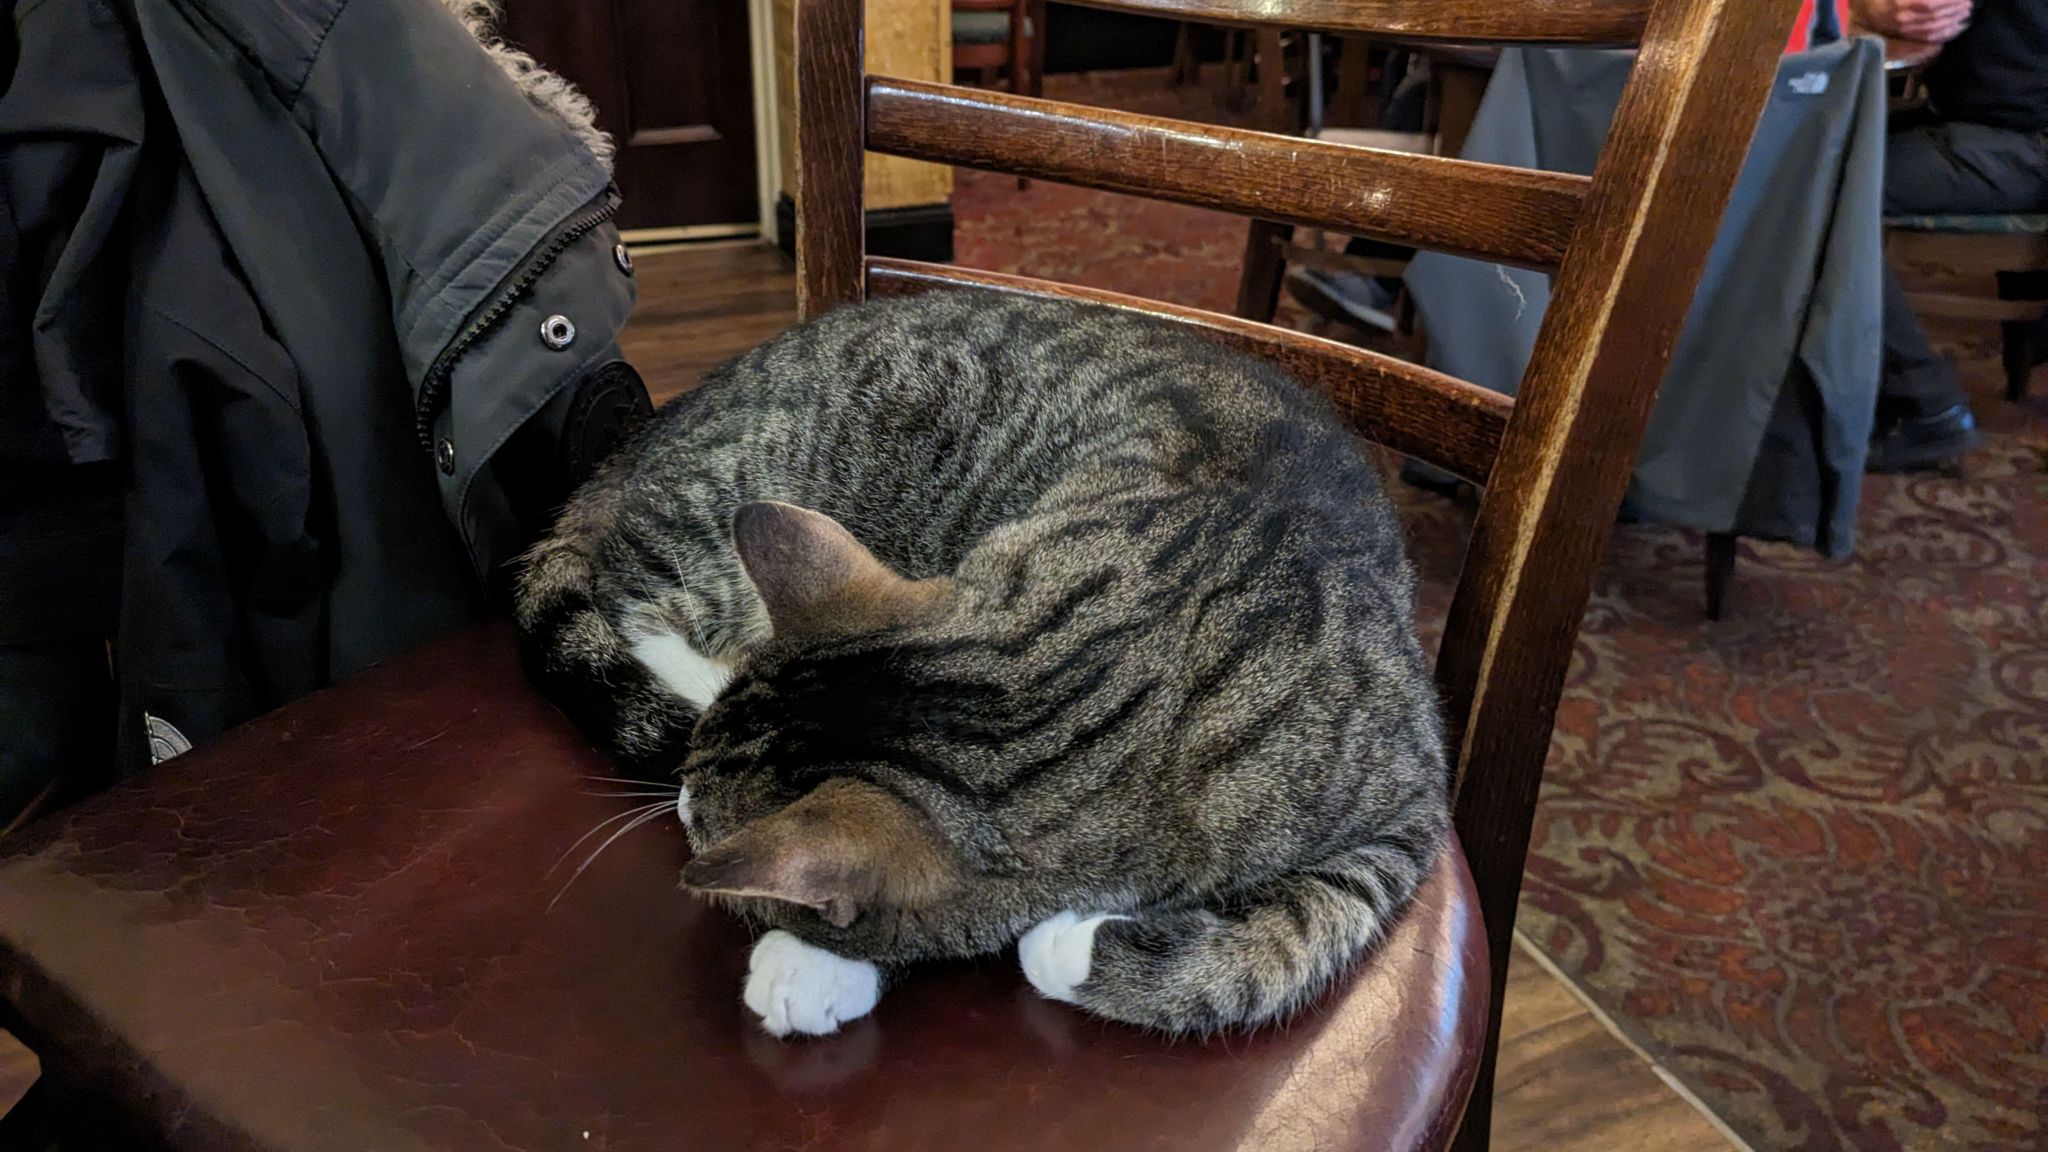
left=1882, top=117, right=2048, bottom=417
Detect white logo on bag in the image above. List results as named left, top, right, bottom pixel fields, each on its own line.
left=144, top=713, right=194, bottom=765
left=1788, top=72, right=1829, bottom=96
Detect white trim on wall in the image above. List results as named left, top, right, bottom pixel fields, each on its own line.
left=619, top=224, right=760, bottom=245
left=748, top=0, right=783, bottom=242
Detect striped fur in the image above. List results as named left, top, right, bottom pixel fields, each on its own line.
left=514, top=291, right=1450, bottom=1034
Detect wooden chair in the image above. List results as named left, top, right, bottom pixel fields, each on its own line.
left=803, top=0, right=1794, bottom=1147
left=952, top=0, right=1044, bottom=100
left=0, top=0, right=1793, bottom=1149
left=1886, top=213, right=2048, bottom=402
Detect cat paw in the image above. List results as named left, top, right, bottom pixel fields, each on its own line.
left=744, top=929, right=881, bottom=1037
left=1019, top=911, right=1125, bottom=1004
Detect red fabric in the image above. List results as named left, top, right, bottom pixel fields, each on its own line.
left=1787, top=0, right=1854, bottom=51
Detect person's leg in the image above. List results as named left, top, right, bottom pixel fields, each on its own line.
left=1871, top=121, right=2048, bottom=469
left=1878, top=257, right=1964, bottom=421
left=1886, top=120, right=2048, bottom=216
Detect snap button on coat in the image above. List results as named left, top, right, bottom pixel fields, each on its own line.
left=540, top=315, right=577, bottom=350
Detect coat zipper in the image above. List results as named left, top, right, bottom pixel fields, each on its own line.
left=415, top=188, right=622, bottom=454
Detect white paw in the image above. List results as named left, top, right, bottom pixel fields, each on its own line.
left=1019, top=911, right=1126, bottom=1004
left=744, top=929, right=881, bottom=1037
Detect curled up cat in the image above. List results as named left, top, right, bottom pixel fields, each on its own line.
left=513, top=290, right=1451, bottom=1038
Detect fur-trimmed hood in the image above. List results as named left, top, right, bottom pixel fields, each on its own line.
left=440, top=0, right=615, bottom=171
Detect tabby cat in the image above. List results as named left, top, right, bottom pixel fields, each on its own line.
left=514, top=291, right=1449, bottom=1037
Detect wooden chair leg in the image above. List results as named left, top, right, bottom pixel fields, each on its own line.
left=1236, top=219, right=1292, bottom=323
left=1705, top=532, right=1738, bottom=621
left=1328, top=36, right=1373, bottom=129
left=1224, top=32, right=1249, bottom=112
left=1170, top=22, right=1199, bottom=87
left=2003, top=318, right=2035, bottom=401
left=1026, top=0, right=1045, bottom=102
left=1255, top=29, right=1289, bottom=131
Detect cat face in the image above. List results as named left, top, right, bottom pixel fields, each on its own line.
left=676, top=502, right=976, bottom=936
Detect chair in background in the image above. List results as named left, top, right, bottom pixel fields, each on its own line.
left=952, top=0, right=1044, bottom=100
left=1168, top=22, right=1302, bottom=129
left=953, top=0, right=1045, bottom=189
left=1234, top=44, right=1498, bottom=326
left=0, top=0, right=1796, bottom=1148
left=1886, top=214, right=2048, bottom=401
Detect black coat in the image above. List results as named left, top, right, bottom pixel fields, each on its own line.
left=0, top=0, right=647, bottom=778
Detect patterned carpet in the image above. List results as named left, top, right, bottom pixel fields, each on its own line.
left=956, top=70, right=2048, bottom=1152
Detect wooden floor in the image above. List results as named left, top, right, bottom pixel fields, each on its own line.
left=1495, top=942, right=1733, bottom=1152
left=619, top=241, right=1735, bottom=1152
left=620, top=241, right=799, bottom=405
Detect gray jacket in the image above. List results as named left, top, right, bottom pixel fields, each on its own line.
left=2, top=0, right=644, bottom=771
left=1406, top=39, right=1886, bottom=555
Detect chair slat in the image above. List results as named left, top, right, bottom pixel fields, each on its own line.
left=866, top=257, right=1510, bottom=483
left=1061, top=0, right=1650, bottom=42
left=867, top=79, right=1587, bottom=272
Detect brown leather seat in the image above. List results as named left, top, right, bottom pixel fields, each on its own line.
left=0, top=624, right=1486, bottom=1152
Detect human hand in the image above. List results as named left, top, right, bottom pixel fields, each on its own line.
left=1863, top=0, right=1974, bottom=43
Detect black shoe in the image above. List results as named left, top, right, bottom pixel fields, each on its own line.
left=1285, top=267, right=1400, bottom=333
left=1865, top=403, right=1982, bottom=474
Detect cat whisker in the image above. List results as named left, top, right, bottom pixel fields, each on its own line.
left=548, top=804, right=677, bottom=911
left=579, top=789, right=687, bottom=800
left=576, top=774, right=680, bottom=790
left=548, top=801, right=673, bottom=878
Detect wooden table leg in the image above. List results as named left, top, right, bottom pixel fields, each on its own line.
left=1329, top=36, right=1373, bottom=128
left=1255, top=29, right=1289, bottom=130
left=1433, top=60, right=1489, bottom=160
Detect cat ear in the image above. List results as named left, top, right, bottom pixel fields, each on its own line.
left=680, top=779, right=960, bottom=928
left=732, top=501, right=950, bottom=638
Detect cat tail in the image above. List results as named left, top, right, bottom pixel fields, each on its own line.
left=513, top=522, right=703, bottom=784
left=1022, top=811, right=1447, bottom=1035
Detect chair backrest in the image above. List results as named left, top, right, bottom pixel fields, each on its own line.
left=792, top=0, right=1795, bottom=1140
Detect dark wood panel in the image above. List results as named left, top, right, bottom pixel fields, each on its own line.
left=1058, top=0, right=1651, bottom=42
left=864, top=78, right=1586, bottom=270
left=866, top=256, right=1511, bottom=482
left=500, top=0, right=759, bottom=230
left=629, top=126, right=722, bottom=147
